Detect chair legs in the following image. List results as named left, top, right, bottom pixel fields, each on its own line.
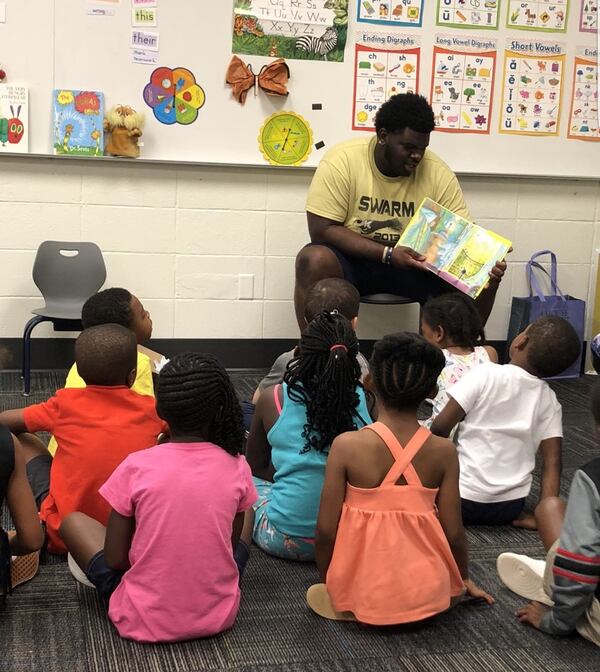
left=22, top=316, right=50, bottom=396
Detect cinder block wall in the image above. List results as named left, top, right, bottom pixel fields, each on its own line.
left=0, top=158, right=597, bottom=344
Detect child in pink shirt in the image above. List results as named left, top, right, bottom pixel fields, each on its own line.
left=60, top=353, right=257, bottom=643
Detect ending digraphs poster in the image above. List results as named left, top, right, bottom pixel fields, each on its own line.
left=0, top=84, right=28, bottom=153
left=430, top=37, right=497, bottom=133
left=567, top=48, right=599, bottom=140
left=499, top=40, right=565, bottom=136
left=353, top=32, right=420, bottom=131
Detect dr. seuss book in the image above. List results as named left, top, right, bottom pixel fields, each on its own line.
left=0, top=84, right=28, bottom=153
left=398, top=198, right=511, bottom=298
left=52, top=90, right=104, bottom=156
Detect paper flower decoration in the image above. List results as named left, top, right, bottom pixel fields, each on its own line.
left=143, top=66, right=205, bottom=125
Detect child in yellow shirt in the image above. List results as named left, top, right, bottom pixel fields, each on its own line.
left=48, top=288, right=154, bottom=456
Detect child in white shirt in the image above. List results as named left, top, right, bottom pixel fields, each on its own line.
left=432, top=315, right=580, bottom=528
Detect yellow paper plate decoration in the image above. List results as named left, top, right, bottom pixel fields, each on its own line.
left=258, top=111, right=313, bottom=166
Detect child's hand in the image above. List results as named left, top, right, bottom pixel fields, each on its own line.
left=512, top=513, right=537, bottom=530
left=517, top=601, right=550, bottom=629
left=463, top=579, right=495, bottom=604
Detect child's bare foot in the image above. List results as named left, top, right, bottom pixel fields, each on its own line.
left=511, top=513, right=537, bottom=530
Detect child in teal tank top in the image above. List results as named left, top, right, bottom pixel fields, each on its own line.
left=246, top=311, right=373, bottom=561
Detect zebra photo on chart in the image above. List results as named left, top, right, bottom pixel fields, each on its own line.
left=295, top=27, right=338, bottom=61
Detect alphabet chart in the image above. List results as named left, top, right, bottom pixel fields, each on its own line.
left=506, top=0, right=568, bottom=31
left=353, top=34, right=420, bottom=131
left=499, top=44, right=565, bottom=135
left=436, top=0, right=501, bottom=30
left=579, top=0, right=598, bottom=31
left=430, top=44, right=496, bottom=132
left=357, top=0, right=425, bottom=27
left=567, top=53, right=599, bottom=139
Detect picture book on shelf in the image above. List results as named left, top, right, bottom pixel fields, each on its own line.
left=398, top=198, right=512, bottom=299
left=0, top=84, right=28, bottom=153
left=52, top=89, right=104, bottom=156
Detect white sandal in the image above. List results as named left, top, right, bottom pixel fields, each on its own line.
left=497, top=552, right=553, bottom=606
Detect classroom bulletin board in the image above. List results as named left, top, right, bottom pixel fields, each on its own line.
left=0, top=0, right=597, bottom=177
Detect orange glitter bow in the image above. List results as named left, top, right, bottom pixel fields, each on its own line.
left=226, top=56, right=290, bottom=105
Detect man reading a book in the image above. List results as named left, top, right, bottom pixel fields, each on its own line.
left=294, top=93, right=507, bottom=328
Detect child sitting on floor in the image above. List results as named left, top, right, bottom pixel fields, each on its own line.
left=47, top=287, right=155, bottom=456
left=60, top=353, right=257, bottom=643
left=307, top=333, right=493, bottom=624
left=0, top=324, right=167, bottom=554
left=243, top=279, right=369, bottom=429
left=246, top=311, right=373, bottom=561
left=431, top=315, right=581, bottom=528
left=496, top=379, right=600, bottom=648
left=1, top=431, right=44, bottom=603
left=420, top=293, right=498, bottom=427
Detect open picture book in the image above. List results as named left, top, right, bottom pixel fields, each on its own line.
left=397, top=198, right=512, bottom=299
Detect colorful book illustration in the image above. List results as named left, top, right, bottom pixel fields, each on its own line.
left=0, top=84, right=28, bottom=153
left=398, top=198, right=512, bottom=298
left=52, top=89, right=104, bottom=156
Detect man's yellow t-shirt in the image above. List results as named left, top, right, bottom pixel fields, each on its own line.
left=306, top=136, right=470, bottom=246
left=47, top=350, right=154, bottom=456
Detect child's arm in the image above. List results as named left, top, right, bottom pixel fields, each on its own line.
left=430, top=397, right=466, bottom=438
left=245, top=387, right=277, bottom=482
left=484, top=345, right=499, bottom=363
left=231, top=511, right=244, bottom=549
left=0, top=409, right=28, bottom=435
left=315, top=437, right=348, bottom=582
left=104, top=509, right=135, bottom=571
left=436, top=439, right=494, bottom=603
left=6, top=436, right=44, bottom=555
left=539, top=437, right=562, bottom=499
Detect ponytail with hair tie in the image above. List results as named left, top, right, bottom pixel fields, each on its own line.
left=285, top=311, right=363, bottom=453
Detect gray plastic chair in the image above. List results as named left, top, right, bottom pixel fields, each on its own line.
left=22, top=241, right=106, bottom=395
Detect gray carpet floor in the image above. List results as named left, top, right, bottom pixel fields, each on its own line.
left=1, top=371, right=599, bottom=672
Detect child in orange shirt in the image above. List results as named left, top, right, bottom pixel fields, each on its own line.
left=0, top=324, right=167, bottom=554
left=47, top=288, right=155, bottom=457
left=308, top=332, right=493, bottom=625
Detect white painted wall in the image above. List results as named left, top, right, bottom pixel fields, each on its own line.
left=0, top=157, right=598, bottom=343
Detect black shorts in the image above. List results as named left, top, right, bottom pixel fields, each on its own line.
left=310, top=243, right=451, bottom=303
left=86, top=540, right=252, bottom=608
left=86, top=550, right=125, bottom=607
left=25, top=454, right=52, bottom=510
left=461, top=497, right=526, bottom=526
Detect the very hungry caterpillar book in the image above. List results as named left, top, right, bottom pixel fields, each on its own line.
left=397, top=198, right=511, bottom=299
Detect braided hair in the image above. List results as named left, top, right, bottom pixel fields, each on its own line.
left=422, top=293, right=485, bottom=349
left=284, top=311, right=364, bottom=454
left=156, top=353, right=244, bottom=456
left=370, top=332, right=446, bottom=409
